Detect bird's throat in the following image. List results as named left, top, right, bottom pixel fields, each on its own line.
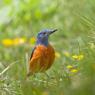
left=37, top=39, right=49, bottom=46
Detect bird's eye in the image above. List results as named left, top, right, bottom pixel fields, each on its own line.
left=43, top=32, right=46, bottom=34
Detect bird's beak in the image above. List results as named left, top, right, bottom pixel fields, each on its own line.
left=49, top=29, right=58, bottom=35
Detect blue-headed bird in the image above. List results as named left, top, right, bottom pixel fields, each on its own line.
left=27, top=29, right=57, bottom=77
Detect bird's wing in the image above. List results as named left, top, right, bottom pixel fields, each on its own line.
left=29, top=46, right=43, bottom=73
left=29, top=47, right=36, bottom=60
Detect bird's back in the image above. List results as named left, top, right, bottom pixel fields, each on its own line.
left=29, top=44, right=55, bottom=73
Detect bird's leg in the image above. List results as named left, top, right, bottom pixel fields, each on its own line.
left=25, top=71, right=33, bottom=80
left=27, top=72, right=32, bottom=77
left=44, top=72, right=55, bottom=80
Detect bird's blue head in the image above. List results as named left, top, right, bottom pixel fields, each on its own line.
left=37, top=29, right=57, bottom=46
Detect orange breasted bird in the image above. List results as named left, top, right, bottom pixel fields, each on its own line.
left=27, top=29, right=57, bottom=76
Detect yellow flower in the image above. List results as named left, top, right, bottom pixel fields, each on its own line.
left=2, top=39, right=13, bottom=47
left=72, top=54, right=84, bottom=60
left=66, top=65, right=78, bottom=74
left=66, top=65, right=73, bottom=69
left=13, top=38, right=26, bottom=45
left=70, top=69, right=78, bottom=73
left=55, top=52, right=61, bottom=58
left=29, top=37, right=36, bottom=44
left=78, top=55, right=84, bottom=60
left=72, top=55, right=78, bottom=59
left=63, top=51, right=70, bottom=57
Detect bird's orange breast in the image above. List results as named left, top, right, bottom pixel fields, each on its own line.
left=29, top=44, right=55, bottom=73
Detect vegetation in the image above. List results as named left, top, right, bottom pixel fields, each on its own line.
left=0, top=0, right=95, bottom=95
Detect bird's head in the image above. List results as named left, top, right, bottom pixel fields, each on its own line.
left=37, top=29, right=57, bottom=46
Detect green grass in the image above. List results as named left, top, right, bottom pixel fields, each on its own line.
left=0, top=0, right=95, bottom=95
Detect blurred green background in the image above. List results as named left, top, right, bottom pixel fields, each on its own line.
left=0, top=0, right=95, bottom=95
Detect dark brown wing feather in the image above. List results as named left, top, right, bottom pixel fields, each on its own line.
left=30, top=47, right=36, bottom=60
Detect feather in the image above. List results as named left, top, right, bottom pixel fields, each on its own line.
left=30, top=47, right=36, bottom=60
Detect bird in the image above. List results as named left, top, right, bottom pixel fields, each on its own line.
left=27, top=29, right=57, bottom=77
